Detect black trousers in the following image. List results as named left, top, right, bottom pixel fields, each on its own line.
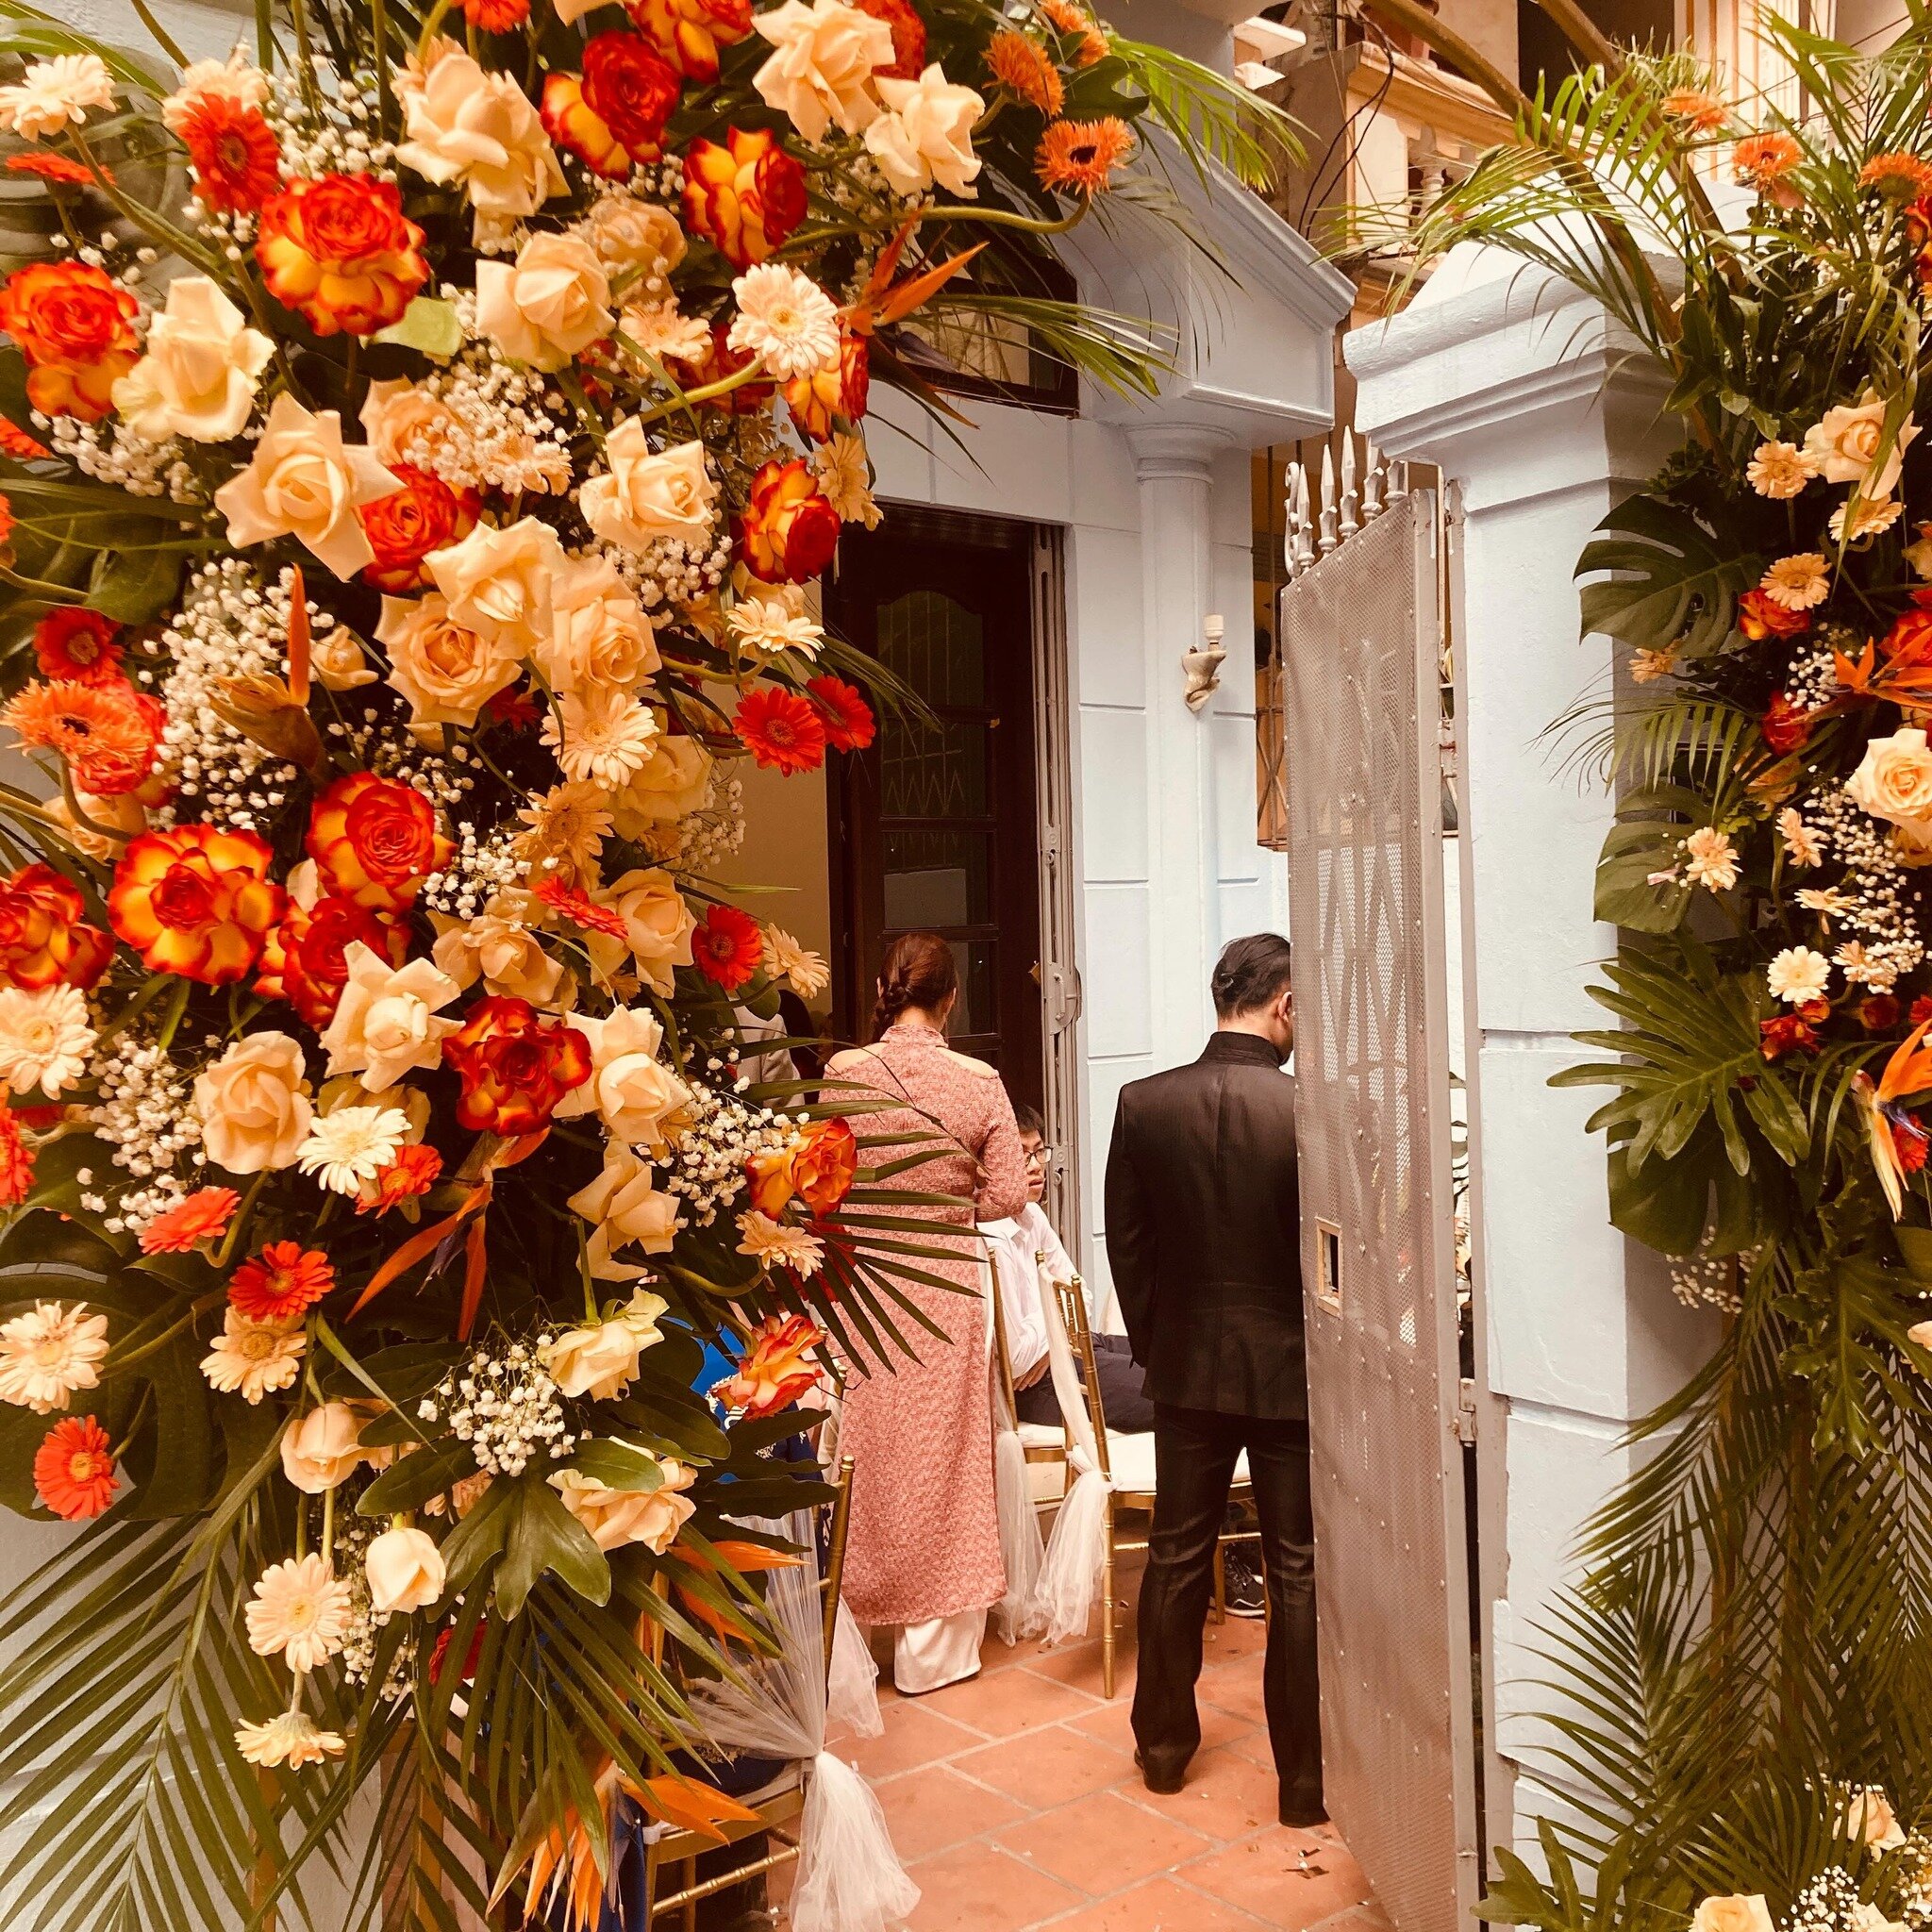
left=1013, top=1332, right=1157, bottom=1432
left=1130, top=1404, right=1322, bottom=1810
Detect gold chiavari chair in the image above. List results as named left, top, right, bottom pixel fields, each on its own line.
left=644, top=1454, right=856, bottom=1931
left=989, top=1249, right=1072, bottom=1507
left=1048, top=1280, right=1262, bottom=1698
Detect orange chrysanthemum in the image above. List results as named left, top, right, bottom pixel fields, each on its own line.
left=180, top=95, right=283, bottom=214
left=33, top=1415, right=117, bottom=1521
left=1860, top=150, right=1932, bottom=197
left=7, top=152, right=105, bottom=188
left=1661, top=88, right=1727, bottom=132
left=108, top=825, right=284, bottom=985
left=1035, top=115, right=1135, bottom=197
left=229, top=1242, right=335, bottom=1324
left=0, top=1100, right=36, bottom=1206
left=463, top=0, right=530, bottom=27
left=1734, top=130, right=1800, bottom=184
left=0, top=418, right=48, bottom=458
left=140, top=1186, right=241, bottom=1256
left=1038, top=0, right=1108, bottom=64
left=987, top=31, right=1064, bottom=115
left=356, top=1142, right=442, bottom=1215
left=3, top=677, right=160, bottom=796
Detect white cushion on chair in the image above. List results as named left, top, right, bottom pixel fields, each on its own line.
left=1106, top=1433, right=1249, bottom=1496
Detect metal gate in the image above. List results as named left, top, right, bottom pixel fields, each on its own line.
left=1279, top=490, right=1478, bottom=1932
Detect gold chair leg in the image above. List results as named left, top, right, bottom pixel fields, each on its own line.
left=682, top=1855, right=697, bottom=1932
left=1101, top=1493, right=1117, bottom=1700
left=1211, top=1541, right=1226, bottom=1626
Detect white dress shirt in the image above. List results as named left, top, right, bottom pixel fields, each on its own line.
left=979, top=1202, right=1078, bottom=1383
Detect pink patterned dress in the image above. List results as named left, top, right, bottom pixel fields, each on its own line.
left=833, top=1025, right=1027, bottom=1627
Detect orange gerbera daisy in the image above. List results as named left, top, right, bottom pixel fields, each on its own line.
left=179, top=94, right=283, bottom=214
left=140, top=1187, right=242, bottom=1256
left=987, top=30, right=1063, bottom=115
left=7, top=152, right=104, bottom=188
left=229, top=1242, right=335, bottom=1324
left=463, top=0, right=530, bottom=26
left=0, top=418, right=49, bottom=458
left=2, top=677, right=160, bottom=796
left=1038, top=0, right=1108, bottom=63
left=733, top=686, right=827, bottom=775
left=1035, top=116, right=1135, bottom=197
left=534, top=875, right=630, bottom=940
left=0, top=1100, right=36, bottom=1206
left=356, top=1142, right=442, bottom=1215
left=33, top=1415, right=117, bottom=1521
left=1661, top=87, right=1727, bottom=132
left=1860, top=150, right=1932, bottom=197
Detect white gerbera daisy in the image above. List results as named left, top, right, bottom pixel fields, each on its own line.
left=296, top=1105, right=411, bottom=1194
left=727, top=595, right=824, bottom=660
left=727, top=264, right=841, bottom=380
left=244, top=1554, right=353, bottom=1673
left=235, top=1707, right=346, bottom=1770
left=1830, top=494, right=1905, bottom=542
left=1778, top=807, right=1823, bottom=867
left=0, top=54, right=115, bottom=139
left=200, top=1308, right=307, bottom=1404
left=736, top=1208, right=824, bottom=1277
left=1767, top=945, right=1831, bottom=1005
left=620, top=300, right=712, bottom=366
left=541, top=687, right=660, bottom=788
left=763, top=925, right=830, bottom=999
left=0, top=1300, right=109, bottom=1413
left=1682, top=827, right=1740, bottom=893
left=815, top=431, right=881, bottom=528
left=0, top=984, right=94, bottom=1097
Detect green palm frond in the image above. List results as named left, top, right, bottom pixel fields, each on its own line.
left=1109, top=37, right=1303, bottom=192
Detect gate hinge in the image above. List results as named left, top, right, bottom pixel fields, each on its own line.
left=1452, top=1378, right=1478, bottom=1446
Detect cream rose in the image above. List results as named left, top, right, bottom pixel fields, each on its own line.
left=213, top=393, right=399, bottom=579
left=111, top=275, right=273, bottom=444
left=864, top=64, right=984, bottom=197
left=426, top=516, right=567, bottom=657
left=1804, top=390, right=1921, bottom=499
left=280, top=1403, right=367, bottom=1493
left=320, top=941, right=464, bottom=1092
left=48, top=786, right=143, bottom=863
left=475, top=231, right=612, bottom=373
left=377, top=591, right=524, bottom=726
left=586, top=867, right=696, bottom=994
left=311, top=625, right=376, bottom=691
left=533, top=558, right=661, bottom=696
left=752, top=0, right=892, bottom=142
left=609, top=736, right=713, bottom=841
left=1848, top=727, right=1932, bottom=830
left=554, top=1008, right=690, bottom=1148
left=551, top=1457, right=695, bottom=1554
left=1846, top=1789, right=1907, bottom=1849
left=539, top=1289, right=669, bottom=1399
left=432, top=898, right=566, bottom=1005
left=194, top=1032, right=313, bottom=1174
left=581, top=195, right=687, bottom=277
left=394, top=40, right=563, bottom=224
left=359, top=377, right=461, bottom=471
left=364, top=1524, right=446, bottom=1614
left=569, top=1144, right=682, bottom=1278
left=1690, top=1898, right=1774, bottom=1932
left=579, top=427, right=718, bottom=555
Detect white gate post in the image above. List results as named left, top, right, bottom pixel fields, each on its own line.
left=1346, top=246, right=1718, bottom=1857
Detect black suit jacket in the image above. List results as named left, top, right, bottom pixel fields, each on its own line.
left=1104, top=1031, right=1306, bottom=1421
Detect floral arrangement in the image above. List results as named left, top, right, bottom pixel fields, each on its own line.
left=1340, top=3, right=1932, bottom=1926
left=0, top=0, right=1279, bottom=1919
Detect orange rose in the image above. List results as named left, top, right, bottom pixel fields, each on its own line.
left=1737, top=588, right=1810, bottom=641
left=358, top=463, right=478, bottom=593
left=851, top=0, right=925, bottom=79
left=670, top=322, right=776, bottom=416
left=108, top=826, right=284, bottom=985
left=1882, top=589, right=1932, bottom=668
left=307, top=771, right=454, bottom=909
left=680, top=127, right=807, bottom=270
left=735, top=457, right=841, bottom=583
left=442, top=995, right=591, bottom=1134
left=541, top=34, right=681, bottom=181
left=255, top=892, right=408, bottom=1026
left=712, top=1313, right=825, bottom=1417
left=0, top=261, right=140, bottom=422
left=791, top=1116, right=858, bottom=1214
left=0, top=862, right=111, bottom=991
left=625, top=0, right=751, bottom=81
left=256, top=174, right=430, bottom=338
left=784, top=329, right=868, bottom=443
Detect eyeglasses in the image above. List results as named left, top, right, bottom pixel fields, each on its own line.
left=1023, top=1143, right=1055, bottom=1167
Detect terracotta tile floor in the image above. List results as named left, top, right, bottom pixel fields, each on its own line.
left=781, top=1555, right=1388, bottom=1932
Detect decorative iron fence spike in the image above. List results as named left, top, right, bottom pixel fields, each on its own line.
left=1319, top=444, right=1338, bottom=555
left=1340, top=433, right=1358, bottom=539
left=1362, top=442, right=1384, bottom=521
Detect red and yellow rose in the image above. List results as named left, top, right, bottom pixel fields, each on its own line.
left=625, top=0, right=751, bottom=81
left=256, top=174, right=430, bottom=338
left=441, top=995, right=592, bottom=1135
left=307, top=772, right=455, bottom=909
left=745, top=1117, right=858, bottom=1217
left=359, top=464, right=479, bottom=593
left=712, top=1313, right=826, bottom=1417
left=784, top=329, right=869, bottom=443
left=0, top=862, right=112, bottom=991
left=735, top=457, right=841, bottom=583
left=0, top=262, right=140, bottom=422
left=680, top=128, right=807, bottom=270
left=256, top=892, right=408, bottom=1027
left=108, top=826, right=285, bottom=985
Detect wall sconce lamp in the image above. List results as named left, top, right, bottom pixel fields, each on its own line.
left=1183, top=612, right=1225, bottom=713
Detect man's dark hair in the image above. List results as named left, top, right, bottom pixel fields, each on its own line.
left=1211, top=933, right=1292, bottom=1018
left=1013, top=1101, right=1045, bottom=1139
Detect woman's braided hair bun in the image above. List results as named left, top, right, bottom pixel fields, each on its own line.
left=872, top=931, right=958, bottom=1041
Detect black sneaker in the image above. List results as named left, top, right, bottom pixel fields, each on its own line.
left=1221, top=1546, right=1267, bottom=1618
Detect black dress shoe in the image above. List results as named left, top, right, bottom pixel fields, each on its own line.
left=1279, top=1790, right=1328, bottom=1828
left=1134, top=1750, right=1187, bottom=1795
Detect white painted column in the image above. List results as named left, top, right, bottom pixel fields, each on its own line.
left=1348, top=248, right=1720, bottom=1856
left=1126, top=422, right=1238, bottom=1068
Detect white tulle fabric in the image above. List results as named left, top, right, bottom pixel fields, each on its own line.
left=1029, top=1283, right=1113, bottom=1646
left=990, top=1339, right=1047, bottom=1643
left=684, top=1509, right=918, bottom=1932
left=825, top=1595, right=884, bottom=1738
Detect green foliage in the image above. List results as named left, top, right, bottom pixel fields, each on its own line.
left=1577, top=495, right=1759, bottom=659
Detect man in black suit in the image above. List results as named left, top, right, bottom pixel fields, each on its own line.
left=1104, top=932, right=1321, bottom=1826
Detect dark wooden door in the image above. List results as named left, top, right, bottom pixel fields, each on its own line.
left=824, top=507, right=1043, bottom=1115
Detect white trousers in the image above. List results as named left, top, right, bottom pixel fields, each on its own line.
left=892, top=1607, right=986, bottom=1694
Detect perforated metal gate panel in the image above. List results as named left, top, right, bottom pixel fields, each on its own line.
left=1279, top=493, right=1476, bottom=1932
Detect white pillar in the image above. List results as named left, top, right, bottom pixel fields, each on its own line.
left=1126, top=422, right=1239, bottom=1066
left=1347, top=247, right=1720, bottom=1856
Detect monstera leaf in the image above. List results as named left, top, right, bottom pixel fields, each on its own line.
left=1577, top=495, right=1760, bottom=658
